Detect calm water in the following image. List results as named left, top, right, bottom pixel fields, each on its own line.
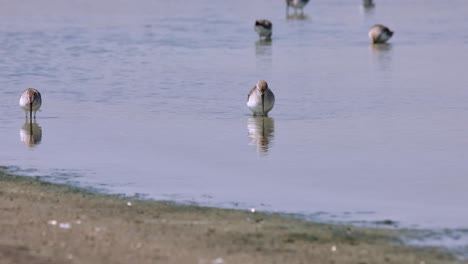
left=1, top=0, right=468, bottom=243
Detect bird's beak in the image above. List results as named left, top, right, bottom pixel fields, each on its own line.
left=261, top=93, right=265, bottom=115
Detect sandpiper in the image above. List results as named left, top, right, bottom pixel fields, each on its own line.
left=363, top=0, right=374, bottom=8
left=19, top=88, right=42, bottom=119
left=286, top=0, right=309, bottom=14
left=247, top=80, right=275, bottom=116
left=369, top=24, right=394, bottom=44
left=255, top=19, right=272, bottom=39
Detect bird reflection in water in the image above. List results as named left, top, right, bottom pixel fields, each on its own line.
left=370, top=43, right=393, bottom=71
left=20, top=119, right=42, bottom=147
left=247, top=116, right=275, bottom=155
left=255, top=38, right=272, bottom=59
left=286, top=13, right=308, bottom=21
left=371, top=42, right=393, bottom=52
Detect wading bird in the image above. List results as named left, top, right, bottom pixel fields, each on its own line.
left=19, top=88, right=42, bottom=119
left=369, top=24, right=394, bottom=44
left=247, top=80, right=275, bottom=116
left=255, top=19, right=272, bottom=40
left=286, top=0, right=309, bottom=15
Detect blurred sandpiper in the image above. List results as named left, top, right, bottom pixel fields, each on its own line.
left=286, top=0, right=309, bottom=14
left=369, top=24, right=394, bottom=44
left=255, top=19, right=272, bottom=40
left=363, top=0, right=375, bottom=8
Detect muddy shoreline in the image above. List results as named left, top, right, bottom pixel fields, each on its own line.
left=0, top=170, right=464, bottom=264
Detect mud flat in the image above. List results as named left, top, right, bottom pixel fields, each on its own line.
left=0, top=170, right=464, bottom=264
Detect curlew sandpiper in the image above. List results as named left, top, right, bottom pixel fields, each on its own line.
left=247, top=80, right=275, bottom=116
left=286, top=0, right=309, bottom=15
left=19, top=88, right=42, bottom=119
left=255, top=19, right=272, bottom=40
left=369, top=24, right=394, bottom=44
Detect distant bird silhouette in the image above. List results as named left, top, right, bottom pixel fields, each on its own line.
left=286, top=0, right=309, bottom=15
left=369, top=24, right=394, bottom=44
left=247, top=80, right=275, bottom=116
left=363, top=0, right=375, bottom=8
left=255, top=19, right=272, bottom=40
left=19, top=88, right=42, bottom=119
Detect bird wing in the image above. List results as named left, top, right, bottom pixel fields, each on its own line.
left=247, top=86, right=256, bottom=101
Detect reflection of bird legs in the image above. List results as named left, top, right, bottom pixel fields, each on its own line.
left=20, top=118, right=42, bottom=147
left=296, top=6, right=304, bottom=16
left=286, top=6, right=298, bottom=16
left=262, top=117, right=265, bottom=139
left=287, top=7, right=305, bottom=18
left=29, top=118, right=33, bottom=135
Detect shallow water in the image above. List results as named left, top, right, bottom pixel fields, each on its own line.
left=1, top=0, right=468, bottom=240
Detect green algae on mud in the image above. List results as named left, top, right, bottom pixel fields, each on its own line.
left=0, top=168, right=464, bottom=264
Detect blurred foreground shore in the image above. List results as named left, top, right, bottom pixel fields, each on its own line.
left=0, top=169, right=463, bottom=264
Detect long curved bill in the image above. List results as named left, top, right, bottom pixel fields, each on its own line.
left=261, top=93, right=265, bottom=115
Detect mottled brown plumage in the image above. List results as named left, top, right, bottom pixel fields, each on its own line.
left=19, top=88, right=42, bottom=119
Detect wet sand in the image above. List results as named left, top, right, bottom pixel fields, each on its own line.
left=0, top=169, right=464, bottom=264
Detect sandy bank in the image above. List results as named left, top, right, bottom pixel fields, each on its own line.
left=0, top=170, right=463, bottom=264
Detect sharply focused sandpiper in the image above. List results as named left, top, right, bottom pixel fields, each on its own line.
left=255, top=19, right=272, bottom=39
left=286, top=0, right=310, bottom=14
left=369, top=24, right=394, bottom=44
left=247, top=80, right=275, bottom=116
left=19, top=88, right=42, bottom=119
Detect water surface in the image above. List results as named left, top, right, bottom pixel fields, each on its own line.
left=1, top=1, right=468, bottom=241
